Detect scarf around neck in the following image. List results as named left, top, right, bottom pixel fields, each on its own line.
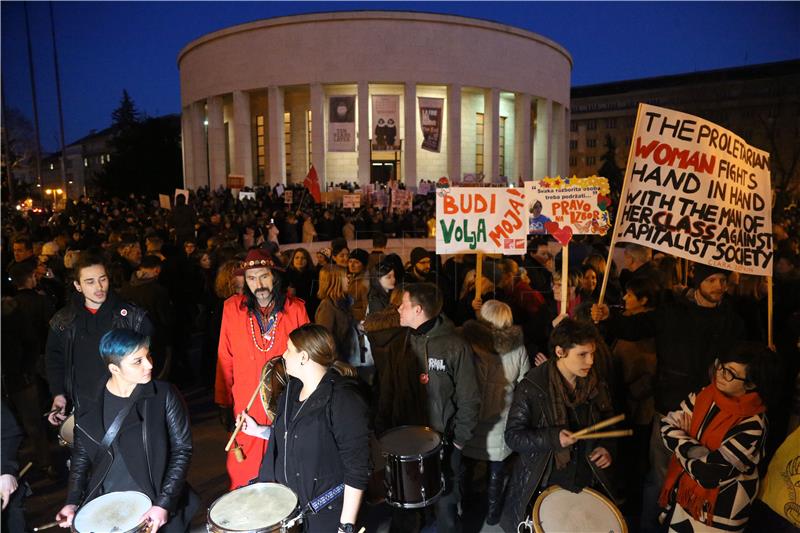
left=547, top=359, right=599, bottom=470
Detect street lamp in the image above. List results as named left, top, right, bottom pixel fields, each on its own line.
left=44, top=188, right=63, bottom=210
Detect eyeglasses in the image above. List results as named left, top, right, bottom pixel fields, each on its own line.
left=715, top=362, right=747, bottom=383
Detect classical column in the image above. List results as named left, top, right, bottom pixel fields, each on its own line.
left=232, top=90, right=254, bottom=187
left=514, top=93, right=532, bottom=183
left=267, top=86, right=286, bottom=186
left=357, top=81, right=370, bottom=187
left=484, top=88, right=500, bottom=182
left=190, top=101, right=208, bottom=189
left=403, top=81, right=417, bottom=189
left=446, top=83, right=461, bottom=181
left=550, top=102, right=565, bottom=177
left=533, top=98, right=552, bottom=180
left=180, top=107, right=195, bottom=189
left=310, top=83, right=325, bottom=185
left=206, top=95, right=226, bottom=189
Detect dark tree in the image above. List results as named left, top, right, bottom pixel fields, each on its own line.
left=111, top=90, right=141, bottom=131
left=597, top=134, right=624, bottom=207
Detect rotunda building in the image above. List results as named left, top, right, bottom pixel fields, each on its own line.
left=178, top=11, right=572, bottom=189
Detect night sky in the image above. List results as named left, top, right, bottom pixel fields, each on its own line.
left=2, top=1, right=798, bottom=152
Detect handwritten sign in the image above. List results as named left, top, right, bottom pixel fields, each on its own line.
left=343, top=193, right=361, bottom=209
left=435, top=187, right=528, bottom=254
left=391, top=189, right=413, bottom=212
left=525, top=176, right=612, bottom=237
left=617, top=104, right=772, bottom=275
left=284, top=190, right=293, bottom=204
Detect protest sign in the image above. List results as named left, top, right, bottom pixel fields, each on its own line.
left=616, top=104, right=772, bottom=275
left=174, top=189, right=189, bottom=205
left=329, top=96, right=356, bottom=152
left=435, top=187, right=528, bottom=254
left=284, top=190, right=293, bottom=204
left=343, top=193, right=361, bottom=209
left=159, top=194, right=171, bottom=210
left=275, top=183, right=285, bottom=197
left=391, top=189, right=413, bottom=212
left=419, top=97, right=443, bottom=152
left=525, top=176, right=612, bottom=238
left=239, top=191, right=256, bottom=201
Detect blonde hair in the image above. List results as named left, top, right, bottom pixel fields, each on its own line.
left=215, top=259, right=243, bottom=299
left=479, top=299, right=513, bottom=329
left=460, top=269, right=495, bottom=300
left=317, top=265, right=348, bottom=302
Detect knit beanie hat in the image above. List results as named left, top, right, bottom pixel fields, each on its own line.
left=410, top=247, right=430, bottom=267
left=692, top=263, right=727, bottom=287
left=349, top=248, right=369, bottom=268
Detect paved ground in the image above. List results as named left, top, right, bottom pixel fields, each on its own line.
left=20, top=385, right=505, bottom=532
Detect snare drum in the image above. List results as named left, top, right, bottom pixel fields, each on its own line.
left=207, top=482, right=302, bottom=533
left=379, top=426, right=444, bottom=509
left=58, top=414, right=75, bottom=447
left=532, top=485, right=627, bottom=533
left=72, top=491, right=152, bottom=533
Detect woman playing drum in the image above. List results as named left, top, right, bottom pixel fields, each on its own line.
left=54, top=329, right=199, bottom=532
left=241, top=324, right=370, bottom=533
left=500, top=319, right=616, bottom=533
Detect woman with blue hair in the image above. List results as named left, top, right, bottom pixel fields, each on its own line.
left=54, top=328, right=199, bottom=532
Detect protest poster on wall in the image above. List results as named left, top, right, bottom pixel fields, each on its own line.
left=343, top=193, right=361, bottom=209
left=284, top=190, right=293, bottom=204
left=525, top=176, right=612, bottom=238
left=435, top=187, right=528, bottom=254
left=419, top=97, right=443, bottom=153
left=328, top=96, right=356, bottom=152
left=390, top=189, right=413, bottom=212
left=616, top=104, right=772, bottom=275
left=372, top=95, right=400, bottom=151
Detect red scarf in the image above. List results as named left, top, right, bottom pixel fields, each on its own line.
left=659, top=383, right=764, bottom=525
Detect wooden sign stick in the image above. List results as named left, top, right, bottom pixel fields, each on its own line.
left=473, top=252, right=484, bottom=307
left=560, top=244, right=569, bottom=316
left=224, top=374, right=266, bottom=453
left=767, top=275, right=774, bottom=350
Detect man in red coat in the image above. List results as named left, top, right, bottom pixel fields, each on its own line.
left=216, top=248, right=309, bottom=488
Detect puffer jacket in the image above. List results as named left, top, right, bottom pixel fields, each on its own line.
left=460, top=320, right=529, bottom=461
left=499, top=361, right=616, bottom=533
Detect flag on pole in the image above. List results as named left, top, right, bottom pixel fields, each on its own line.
left=304, top=165, right=321, bottom=204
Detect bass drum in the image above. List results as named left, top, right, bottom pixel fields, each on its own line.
left=207, top=482, right=302, bottom=533
left=379, top=426, right=444, bottom=509
left=72, top=491, right=151, bottom=533
left=532, top=485, right=627, bottom=533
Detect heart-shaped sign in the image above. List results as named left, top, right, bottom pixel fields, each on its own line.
left=544, top=221, right=573, bottom=246
left=597, top=193, right=612, bottom=211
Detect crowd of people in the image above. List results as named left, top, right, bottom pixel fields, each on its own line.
left=1, top=185, right=799, bottom=533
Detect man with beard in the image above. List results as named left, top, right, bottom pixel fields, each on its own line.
left=45, top=251, right=154, bottom=424
left=215, top=248, right=309, bottom=488
left=591, top=262, right=744, bottom=533
left=403, top=247, right=435, bottom=285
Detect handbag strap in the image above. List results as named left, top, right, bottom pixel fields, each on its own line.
left=93, top=395, right=137, bottom=465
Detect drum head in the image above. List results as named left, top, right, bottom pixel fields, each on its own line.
left=74, top=491, right=151, bottom=533
left=533, top=486, right=626, bottom=533
left=379, top=426, right=441, bottom=457
left=59, top=415, right=75, bottom=445
left=208, top=482, right=298, bottom=530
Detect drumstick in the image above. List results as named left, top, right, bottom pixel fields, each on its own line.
left=224, top=374, right=267, bottom=452
left=571, top=414, right=625, bottom=439
left=18, top=462, right=33, bottom=478
left=573, top=429, right=633, bottom=441
left=33, top=521, right=59, bottom=531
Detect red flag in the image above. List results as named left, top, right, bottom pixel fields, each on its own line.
left=304, top=165, right=322, bottom=204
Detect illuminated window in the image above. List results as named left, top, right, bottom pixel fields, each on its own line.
left=475, top=113, right=484, bottom=174
left=84, top=158, right=88, bottom=167
left=50, top=163, right=54, bottom=170
left=255, top=115, right=265, bottom=182
left=499, top=116, right=506, bottom=177
left=106, top=153, right=111, bottom=162
left=284, top=112, right=292, bottom=179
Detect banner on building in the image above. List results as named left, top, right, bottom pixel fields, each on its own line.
left=436, top=187, right=528, bottom=255
left=328, top=96, right=356, bottom=152
left=372, top=95, right=400, bottom=151
left=525, top=176, right=612, bottom=238
left=343, top=193, right=361, bottom=209
left=391, top=189, right=413, bottom=212
left=419, top=97, right=444, bottom=153
left=617, top=103, right=772, bottom=275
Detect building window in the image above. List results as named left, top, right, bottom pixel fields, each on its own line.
left=586, top=156, right=596, bottom=165
left=570, top=121, right=577, bottom=132
left=569, top=140, right=578, bottom=149
left=586, top=138, right=597, bottom=148
left=499, top=116, right=506, bottom=177
left=587, top=120, right=597, bottom=130
left=307, top=110, right=313, bottom=172
left=569, top=157, right=577, bottom=166
left=256, top=115, right=265, bottom=182
left=475, top=113, right=484, bottom=175
left=284, top=112, right=292, bottom=180
left=106, top=153, right=111, bottom=162
left=605, top=118, right=616, bottom=129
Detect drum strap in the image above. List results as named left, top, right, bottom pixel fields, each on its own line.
left=93, top=400, right=136, bottom=465
left=306, top=483, right=345, bottom=514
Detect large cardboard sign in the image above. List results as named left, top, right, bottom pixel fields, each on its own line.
left=390, top=189, right=413, bottom=212
left=328, top=96, right=356, bottom=152
left=525, top=176, right=612, bottom=238
left=435, top=187, right=528, bottom=254
left=419, top=97, right=443, bottom=153
left=617, top=104, right=772, bottom=275
left=372, top=95, right=400, bottom=151
left=343, top=193, right=361, bottom=209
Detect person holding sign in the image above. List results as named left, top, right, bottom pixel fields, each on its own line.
left=591, top=263, right=745, bottom=533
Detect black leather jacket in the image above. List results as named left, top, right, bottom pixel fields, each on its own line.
left=66, top=380, right=193, bottom=514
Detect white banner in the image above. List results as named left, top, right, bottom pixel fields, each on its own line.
left=617, top=104, right=772, bottom=275
left=372, top=95, right=400, bottom=151
left=328, top=95, right=356, bottom=152
left=436, top=187, right=528, bottom=254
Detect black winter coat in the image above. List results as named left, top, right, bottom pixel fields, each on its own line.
left=66, top=380, right=198, bottom=530
left=500, top=362, right=615, bottom=533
